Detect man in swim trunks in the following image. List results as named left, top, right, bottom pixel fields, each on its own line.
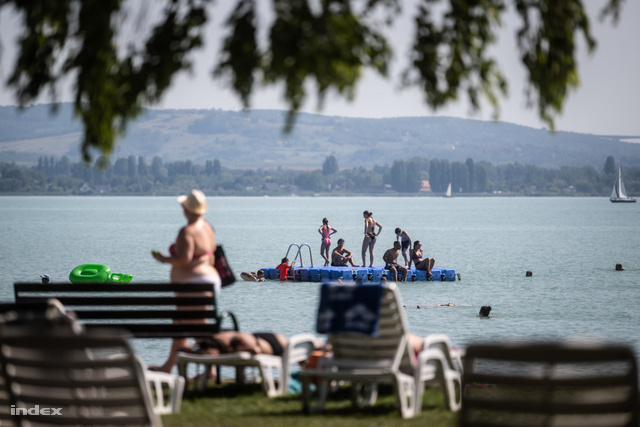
left=382, top=241, right=408, bottom=282
left=331, top=239, right=357, bottom=267
left=394, top=228, right=412, bottom=266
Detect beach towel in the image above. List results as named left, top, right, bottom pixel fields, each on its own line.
left=316, top=283, right=383, bottom=336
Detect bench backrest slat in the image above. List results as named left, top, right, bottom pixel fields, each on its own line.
left=13, top=282, right=235, bottom=338
left=44, top=296, right=215, bottom=306
left=72, top=310, right=217, bottom=320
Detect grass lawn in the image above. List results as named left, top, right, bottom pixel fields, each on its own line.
left=162, top=382, right=458, bottom=427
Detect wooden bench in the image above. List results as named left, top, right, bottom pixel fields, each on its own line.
left=13, top=283, right=238, bottom=338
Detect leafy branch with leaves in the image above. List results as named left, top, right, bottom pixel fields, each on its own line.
left=0, top=0, right=625, bottom=162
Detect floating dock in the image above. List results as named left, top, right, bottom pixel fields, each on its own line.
left=259, top=266, right=459, bottom=283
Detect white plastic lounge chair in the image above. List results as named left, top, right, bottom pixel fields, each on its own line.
left=136, top=356, right=185, bottom=415
left=299, top=282, right=461, bottom=419
left=460, top=341, right=639, bottom=427
left=0, top=322, right=161, bottom=427
left=415, top=333, right=463, bottom=414
left=424, top=333, right=465, bottom=374
left=176, top=333, right=318, bottom=397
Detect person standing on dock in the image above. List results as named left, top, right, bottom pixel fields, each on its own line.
left=318, top=218, right=338, bottom=266
left=362, top=210, right=382, bottom=267
left=394, top=228, right=412, bottom=267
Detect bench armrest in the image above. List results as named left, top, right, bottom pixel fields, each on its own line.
left=220, top=310, right=240, bottom=331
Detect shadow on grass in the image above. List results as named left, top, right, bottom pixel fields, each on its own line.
left=173, top=379, right=457, bottom=424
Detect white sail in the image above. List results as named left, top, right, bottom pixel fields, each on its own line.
left=445, top=183, right=452, bottom=197
left=610, top=166, right=635, bottom=202
left=618, top=168, right=628, bottom=198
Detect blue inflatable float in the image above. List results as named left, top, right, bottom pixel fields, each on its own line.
left=258, top=266, right=459, bottom=282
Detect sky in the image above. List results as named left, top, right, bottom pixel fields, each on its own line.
left=1, top=1, right=639, bottom=136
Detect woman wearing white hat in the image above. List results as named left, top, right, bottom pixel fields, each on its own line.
left=150, top=189, right=221, bottom=373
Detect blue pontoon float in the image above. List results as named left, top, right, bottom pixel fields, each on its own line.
left=261, top=243, right=460, bottom=283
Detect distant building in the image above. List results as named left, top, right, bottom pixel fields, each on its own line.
left=420, top=180, right=432, bottom=193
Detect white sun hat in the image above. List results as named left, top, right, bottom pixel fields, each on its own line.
left=177, top=189, right=208, bottom=214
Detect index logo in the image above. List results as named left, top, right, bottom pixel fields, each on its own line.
left=11, top=405, right=63, bottom=416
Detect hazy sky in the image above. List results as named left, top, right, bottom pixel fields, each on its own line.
left=1, top=1, right=639, bottom=136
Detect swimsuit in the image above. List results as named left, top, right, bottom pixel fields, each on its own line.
left=321, top=226, right=331, bottom=245
left=412, top=251, right=422, bottom=261
left=366, top=232, right=376, bottom=241
left=183, top=274, right=221, bottom=295
left=253, top=332, right=284, bottom=356
left=169, top=243, right=214, bottom=259
left=401, top=239, right=410, bottom=251
left=197, top=332, right=283, bottom=356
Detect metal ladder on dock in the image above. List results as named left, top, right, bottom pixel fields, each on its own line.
left=284, top=243, right=314, bottom=268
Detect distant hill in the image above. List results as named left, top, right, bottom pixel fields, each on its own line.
left=2, top=103, right=640, bottom=169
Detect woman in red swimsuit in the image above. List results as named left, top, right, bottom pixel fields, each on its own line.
left=150, top=189, right=220, bottom=373
left=318, top=218, right=337, bottom=266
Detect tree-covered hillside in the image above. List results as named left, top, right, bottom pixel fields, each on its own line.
left=1, top=104, right=639, bottom=169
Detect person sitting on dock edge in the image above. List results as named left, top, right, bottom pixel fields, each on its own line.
left=331, top=239, right=357, bottom=267
left=410, top=241, right=435, bottom=279
left=382, top=241, right=408, bottom=282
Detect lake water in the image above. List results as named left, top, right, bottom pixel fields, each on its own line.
left=1, top=196, right=639, bottom=370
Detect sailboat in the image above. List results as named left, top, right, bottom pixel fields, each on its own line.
left=444, top=182, right=452, bottom=198
left=610, top=166, right=636, bottom=203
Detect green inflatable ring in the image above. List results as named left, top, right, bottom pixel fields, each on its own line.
left=69, top=263, right=111, bottom=283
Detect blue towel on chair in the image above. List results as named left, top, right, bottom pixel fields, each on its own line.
left=316, top=283, right=383, bottom=336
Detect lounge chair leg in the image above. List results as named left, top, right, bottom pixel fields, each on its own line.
left=444, top=371, right=462, bottom=412
left=393, top=375, right=416, bottom=419
left=351, top=382, right=378, bottom=408
left=301, top=375, right=328, bottom=415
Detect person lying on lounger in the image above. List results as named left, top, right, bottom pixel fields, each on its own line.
left=187, top=331, right=289, bottom=357
left=179, top=331, right=324, bottom=380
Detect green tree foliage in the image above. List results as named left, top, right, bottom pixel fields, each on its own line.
left=390, top=158, right=425, bottom=192
left=405, top=158, right=424, bottom=193
left=390, top=160, right=406, bottom=192
left=322, top=155, right=339, bottom=176
left=604, top=155, right=616, bottom=175
left=451, top=161, right=470, bottom=193
left=138, top=156, right=148, bottom=176
left=1, top=153, right=632, bottom=196
left=466, top=158, right=475, bottom=193
left=0, top=0, right=624, bottom=162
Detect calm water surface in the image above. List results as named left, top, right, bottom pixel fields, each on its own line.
left=1, top=196, right=638, bottom=369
